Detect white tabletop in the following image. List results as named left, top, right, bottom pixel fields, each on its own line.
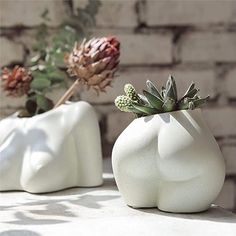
left=0, top=162, right=236, bottom=236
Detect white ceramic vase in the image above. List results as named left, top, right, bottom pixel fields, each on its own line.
left=0, top=101, right=103, bottom=193
left=112, top=109, right=225, bottom=213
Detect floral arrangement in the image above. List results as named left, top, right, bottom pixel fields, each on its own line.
left=0, top=36, right=120, bottom=117
left=115, top=75, right=209, bottom=118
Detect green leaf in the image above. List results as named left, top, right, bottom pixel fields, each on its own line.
left=189, top=101, right=195, bottom=110
left=170, top=75, right=178, bottom=100
left=31, top=78, right=51, bottom=91
left=143, top=90, right=163, bottom=110
left=128, top=106, right=145, bottom=114
left=178, top=98, right=190, bottom=110
left=161, top=86, right=166, bottom=99
left=184, top=82, right=195, bottom=97
left=185, top=88, right=199, bottom=98
left=146, top=80, right=163, bottom=100
left=193, top=96, right=210, bottom=108
left=162, top=97, right=176, bottom=112
left=165, top=75, right=178, bottom=101
left=36, top=94, right=54, bottom=111
left=138, top=94, right=149, bottom=105
left=48, top=70, right=65, bottom=83
left=132, top=103, right=158, bottom=115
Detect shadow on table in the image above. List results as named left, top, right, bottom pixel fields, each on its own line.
left=133, top=205, right=236, bottom=223
left=0, top=177, right=119, bottom=226
left=0, top=230, right=40, bottom=236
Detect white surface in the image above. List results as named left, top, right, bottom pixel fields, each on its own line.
left=0, top=102, right=103, bottom=193
left=0, top=166, right=235, bottom=236
left=112, top=109, right=225, bottom=213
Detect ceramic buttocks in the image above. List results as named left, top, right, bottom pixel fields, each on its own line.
left=112, top=109, right=225, bottom=213
left=0, top=101, right=103, bottom=193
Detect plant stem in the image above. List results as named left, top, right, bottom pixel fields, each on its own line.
left=54, top=79, right=80, bottom=108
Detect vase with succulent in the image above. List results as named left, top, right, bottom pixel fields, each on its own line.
left=112, top=76, right=225, bottom=213
left=0, top=36, right=120, bottom=193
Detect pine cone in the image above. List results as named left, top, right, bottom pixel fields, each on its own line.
left=65, top=36, right=120, bottom=92
left=0, top=66, right=33, bottom=97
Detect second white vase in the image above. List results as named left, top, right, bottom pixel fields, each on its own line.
left=0, top=101, right=103, bottom=193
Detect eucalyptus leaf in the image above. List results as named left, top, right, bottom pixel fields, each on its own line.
left=48, top=70, right=65, bottom=83
left=31, top=78, right=51, bottom=91
left=36, top=94, right=54, bottom=111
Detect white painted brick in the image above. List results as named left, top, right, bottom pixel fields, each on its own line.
left=146, top=0, right=236, bottom=26
left=106, top=111, right=134, bottom=143
left=226, top=68, right=236, bottom=99
left=0, top=0, right=68, bottom=27
left=81, top=68, right=215, bottom=103
left=120, top=33, right=173, bottom=65
left=0, top=37, right=24, bottom=67
left=202, top=107, right=236, bottom=137
left=95, top=0, right=138, bottom=28
left=73, top=0, right=137, bottom=27
left=181, top=33, right=236, bottom=63
left=222, top=146, right=236, bottom=175
left=215, top=179, right=235, bottom=210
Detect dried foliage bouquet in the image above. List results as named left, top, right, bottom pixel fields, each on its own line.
left=0, top=36, right=120, bottom=117
left=0, top=0, right=120, bottom=117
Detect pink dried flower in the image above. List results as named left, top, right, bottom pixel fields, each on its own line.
left=1, top=66, right=33, bottom=97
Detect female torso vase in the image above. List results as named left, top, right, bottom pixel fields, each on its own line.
left=0, top=101, right=103, bottom=193
left=112, top=109, right=225, bottom=213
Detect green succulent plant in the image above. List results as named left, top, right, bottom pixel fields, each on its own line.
left=115, top=75, right=209, bottom=118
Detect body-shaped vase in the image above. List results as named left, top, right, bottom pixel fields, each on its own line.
left=0, top=101, right=103, bottom=193
left=112, top=109, right=225, bottom=213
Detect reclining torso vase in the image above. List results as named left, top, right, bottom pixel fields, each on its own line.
left=112, top=109, right=225, bottom=213
left=0, top=101, right=103, bottom=193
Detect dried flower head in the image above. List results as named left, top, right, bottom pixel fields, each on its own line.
left=65, top=36, right=120, bottom=92
left=1, top=66, right=33, bottom=97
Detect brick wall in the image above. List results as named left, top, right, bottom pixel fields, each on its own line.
left=0, top=0, right=236, bottom=212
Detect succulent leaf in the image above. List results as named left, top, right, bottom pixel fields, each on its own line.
left=138, top=94, right=149, bottom=105
left=192, top=96, right=210, bottom=108
left=178, top=97, right=190, bottom=110
left=184, top=88, right=199, bottom=99
left=114, top=75, right=210, bottom=118
left=166, top=75, right=177, bottom=101
left=132, top=103, right=158, bottom=115
left=146, top=80, right=163, bottom=100
left=161, top=86, right=166, bottom=99
left=188, top=101, right=195, bottom=110
left=170, top=75, right=177, bottom=99
left=183, top=82, right=195, bottom=97
left=143, top=90, right=163, bottom=110
left=162, top=97, right=176, bottom=112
